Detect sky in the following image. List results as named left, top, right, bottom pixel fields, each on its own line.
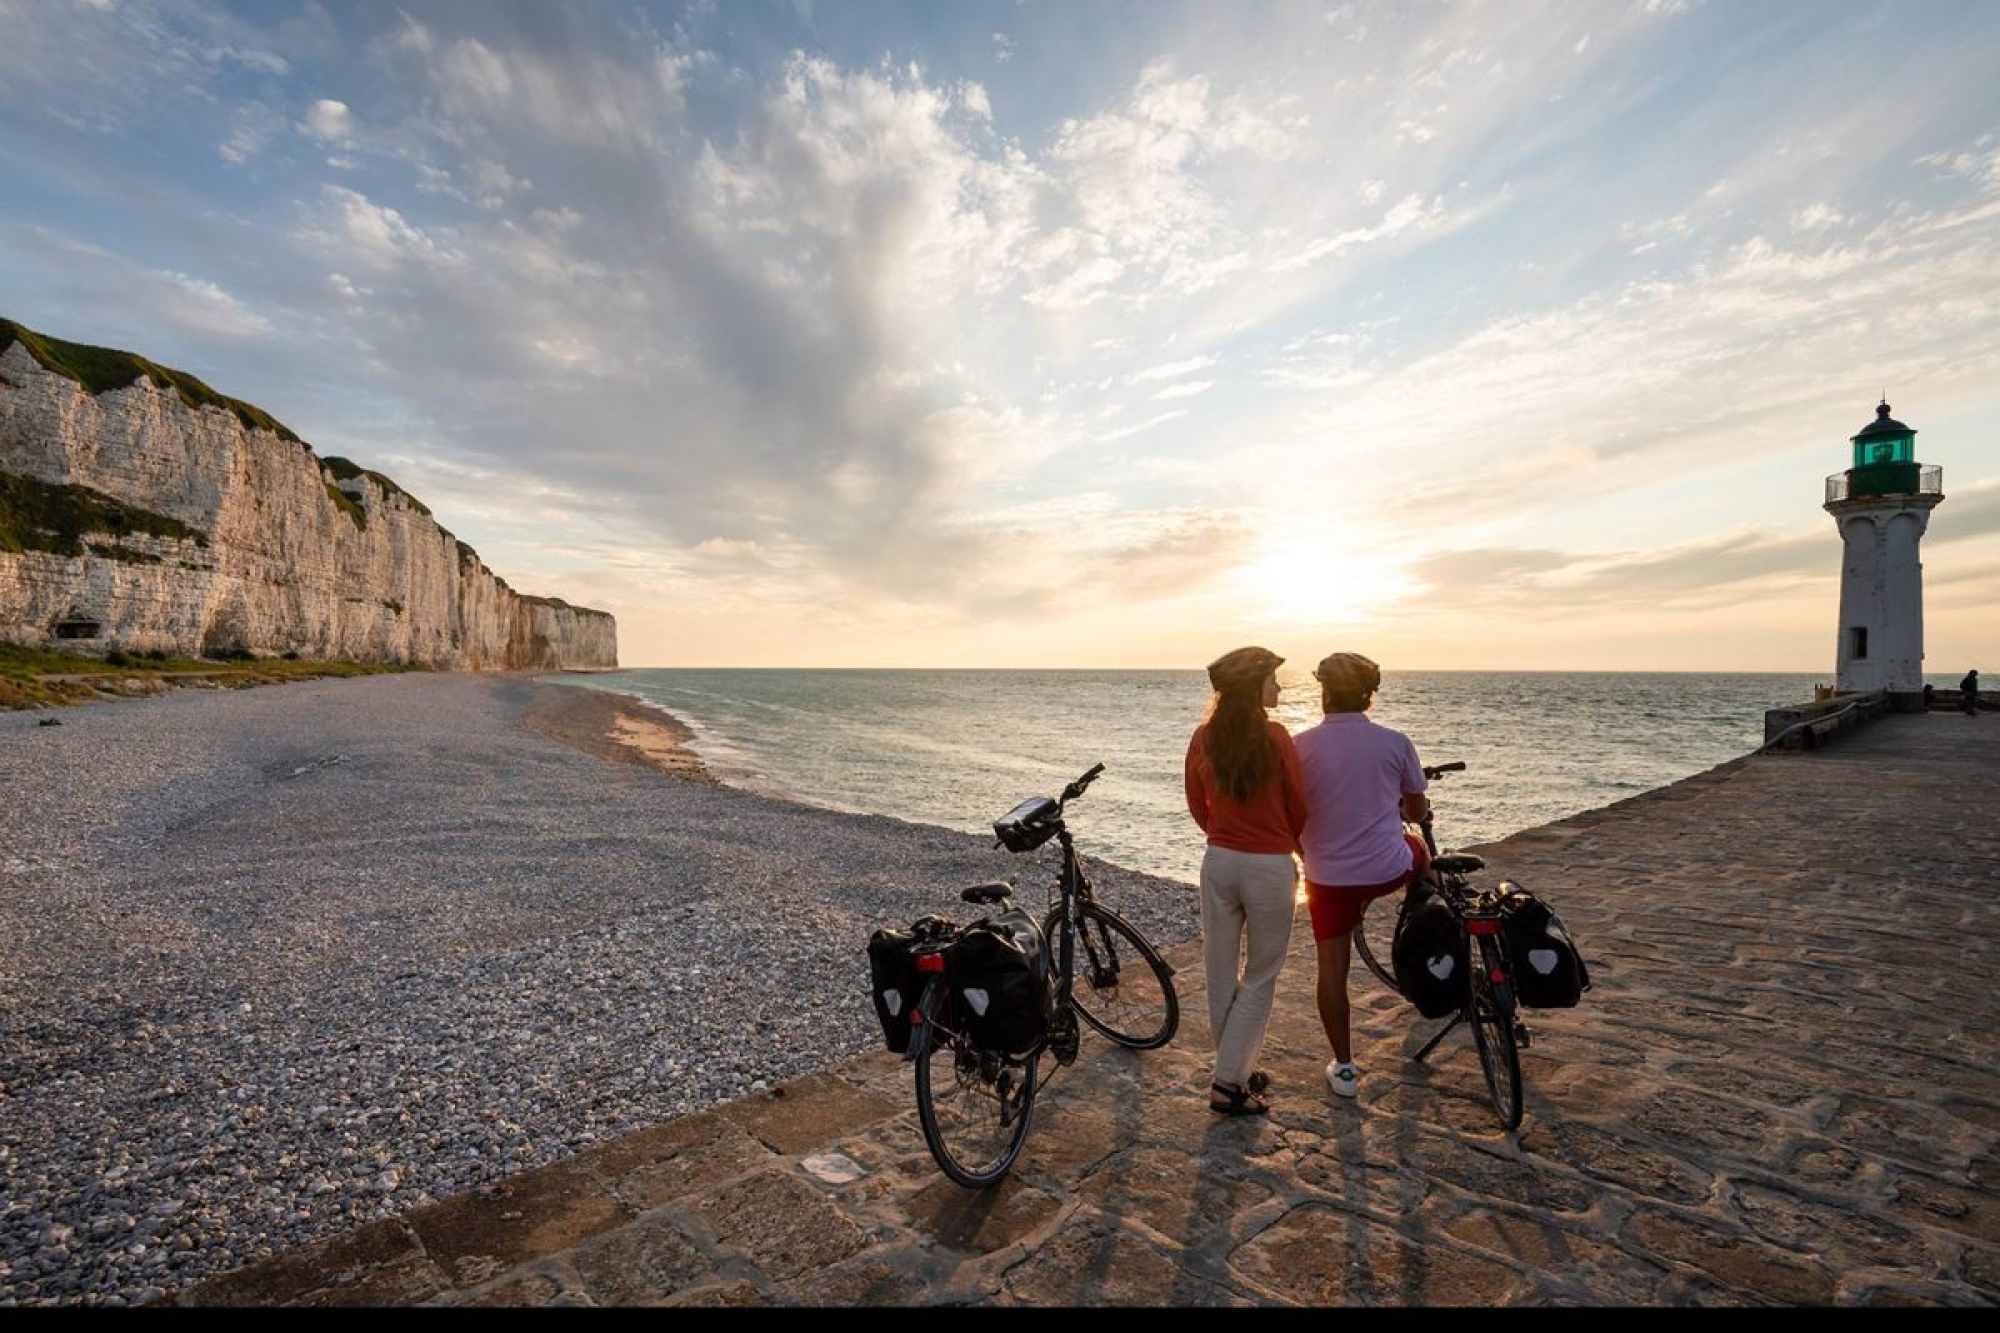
left=1, top=0, right=1995, bottom=670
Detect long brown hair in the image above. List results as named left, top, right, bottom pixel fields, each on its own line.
left=1202, top=685, right=1278, bottom=803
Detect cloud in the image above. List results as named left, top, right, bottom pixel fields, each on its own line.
left=1130, top=355, right=1217, bottom=383
left=6, top=1, right=1997, bottom=666
left=422, top=32, right=688, bottom=152
left=4, top=227, right=271, bottom=340
left=1272, top=191, right=1446, bottom=271
left=1037, top=59, right=1299, bottom=302
left=219, top=102, right=287, bottom=165
left=1931, top=481, right=2000, bottom=546
left=297, top=186, right=460, bottom=271
left=1410, top=531, right=1829, bottom=615
left=301, top=98, right=352, bottom=142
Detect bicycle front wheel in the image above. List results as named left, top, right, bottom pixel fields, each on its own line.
left=1353, top=892, right=1403, bottom=996
left=1047, top=902, right=1179, bottom=1050
left=1467, top=937, right=1523, bottom=1131
left=914, top=1017, right=1039, bottom=1188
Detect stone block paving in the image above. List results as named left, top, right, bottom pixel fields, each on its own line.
left=181, top=715, right=1998, bottom=1306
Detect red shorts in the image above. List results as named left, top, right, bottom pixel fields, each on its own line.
left=1305, top=834, right=1431, bottom=942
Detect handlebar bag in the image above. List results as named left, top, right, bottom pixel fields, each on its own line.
left=946, top=907, right=1053, bottom=1055
left=1391, top=880, right=1470, bottom=1020
left=1496, top=882, right=1591, bottom=1009
left=868, top=926, right=924, bottom=1053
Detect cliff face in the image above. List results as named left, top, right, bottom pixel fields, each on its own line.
left=0, top=325, right=616, bottom=669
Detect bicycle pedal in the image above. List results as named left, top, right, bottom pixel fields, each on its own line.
left=1514, top=1024, right=1532, bottom=1048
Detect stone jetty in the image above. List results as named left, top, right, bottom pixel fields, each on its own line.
left=181, top=710, right=1998, bottom=1307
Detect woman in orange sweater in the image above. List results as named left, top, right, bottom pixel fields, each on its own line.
left=1184, top=646, right=1309, bottom=1115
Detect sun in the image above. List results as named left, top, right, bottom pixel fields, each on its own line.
left=1233, top=530, right=1417, bottom=626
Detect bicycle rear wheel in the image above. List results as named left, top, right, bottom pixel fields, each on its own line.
left=913, top=1010, right=1039, bottom=1188
left=1353, top=892, right=1403, bottom=995
left=1046, top=902, right=1179, bottom=1050
left=1467, top=937, right=1523, bottom=1131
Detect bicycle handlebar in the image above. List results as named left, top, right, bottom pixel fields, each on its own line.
left=1060, top=763, right=1106, bottom=804
left=1422, top=761, right=1466, bottom=780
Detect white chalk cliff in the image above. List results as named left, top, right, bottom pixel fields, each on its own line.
left=0, top=321, right=616, bottom=669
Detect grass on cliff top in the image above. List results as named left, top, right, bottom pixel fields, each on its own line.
left=321, top=457, right=432, bottom=517
left=0, top=643, right=429, bottom=710
left=0, top=470, right=205, bottom=556
left=2, top=317, right=302, bottom=445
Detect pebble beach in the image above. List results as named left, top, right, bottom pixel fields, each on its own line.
left=0, top=674, right=1199, bottom=1306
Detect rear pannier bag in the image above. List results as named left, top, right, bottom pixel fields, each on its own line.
left=868, top=926, right=924, bottom=1054
left=946, top=907, right=1053, bottom=1055
left=1497, top=881, right=1591, bottom=1009
left=1392, top=879, right=1470, bottom=1020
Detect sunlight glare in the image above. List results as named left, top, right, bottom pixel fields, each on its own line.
left=1236, top=531, right=1417, bottom=626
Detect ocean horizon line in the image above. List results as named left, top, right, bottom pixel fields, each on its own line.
left=601, top=665, right=1862, bottom=676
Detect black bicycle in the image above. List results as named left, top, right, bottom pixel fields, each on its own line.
left=905, top=763, right=1180, bottom=1187
left=1352, top=761, right=1529, bottom=1131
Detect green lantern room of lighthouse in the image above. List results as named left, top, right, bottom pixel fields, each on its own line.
left=1846, top=400, right=1920, bottom=498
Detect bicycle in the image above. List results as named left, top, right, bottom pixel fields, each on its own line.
left=1351, top=761, right=1531, bottom=1131
left=904, top=762, right=1181, bottom=1187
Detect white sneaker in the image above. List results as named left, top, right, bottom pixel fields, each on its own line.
left=1326, top=1061, right=1359, bottom=1099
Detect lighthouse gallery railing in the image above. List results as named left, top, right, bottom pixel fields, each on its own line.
left=1826, top=465, right=1942, bottom=505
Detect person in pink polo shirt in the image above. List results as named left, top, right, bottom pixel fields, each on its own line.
left=1184, top=646, right=1309, bottom=1116
left=1293, top=652, right=1431, bottom=1102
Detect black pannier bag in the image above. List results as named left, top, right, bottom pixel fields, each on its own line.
left=1392, top=879, right=1470, bottom=1020
left=868, top=926, right=924, bottom=1054
left=946, top=907, right=1053, bottom=1055
left=1496, top=881, right=1591, bottom=1009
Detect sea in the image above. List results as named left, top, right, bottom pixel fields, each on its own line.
left=545, top=668, right=1970, bottom=885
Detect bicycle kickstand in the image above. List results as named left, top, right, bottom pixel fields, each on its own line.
left=1412, top=1014, right=1462, bottom=1064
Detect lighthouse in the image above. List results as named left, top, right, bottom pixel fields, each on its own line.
left=1825, top=400, right=1944, bottom=710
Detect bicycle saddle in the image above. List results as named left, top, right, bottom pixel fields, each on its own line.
left=959, top=881, right=1015, bottom=906
left=1432, top=854, right=1486, bottom=875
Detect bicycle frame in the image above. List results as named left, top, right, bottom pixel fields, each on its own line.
left=1407, top=807, right=1527, bottom=1064
left=905, top=824, right=1084, bottom=1076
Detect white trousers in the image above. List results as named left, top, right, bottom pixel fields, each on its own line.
left=1199, top=845, right=1298, bottom=1089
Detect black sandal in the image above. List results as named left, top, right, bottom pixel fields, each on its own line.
left=1209, top=1081, right=1270, bottom=1116
left=1245, top=1070, right=1272, bottom=1095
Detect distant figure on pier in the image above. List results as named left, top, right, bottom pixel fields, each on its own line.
left=1965, top=669, right=1981, bottom=716
left=1294, top=652, right=1432, bottom=1102
left=1184, top=646, right=1307, bottom=1117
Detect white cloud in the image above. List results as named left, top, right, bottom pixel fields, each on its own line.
left=1130, top=355, right=1218, bottom=383
left=5, top=229, right=270, bottom=340
left=156, top=272, right=273, bottom=338
left=298, top=186, right=459, bottom=271
left=422, top=35, right=685, bottom=151
left=302, top=98, right=351, bottom=141
left=1273, top=192, right=1445, bottom=271
left=1151, top=379, right=1215, bottom=400
left=1917, top=140, right=2000, bottom=194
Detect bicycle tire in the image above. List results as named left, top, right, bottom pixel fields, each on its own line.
left=1467, top=937, right=1524, bottom=1131
left=913, top=995, right=1039, bottom=1188
left=1045, top=902, right=1179, bottom=1050
left=1353, top=892, right=1403, bottom=996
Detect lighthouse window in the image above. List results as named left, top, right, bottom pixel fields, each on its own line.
left=1849, top=627, right=1868, bottom=660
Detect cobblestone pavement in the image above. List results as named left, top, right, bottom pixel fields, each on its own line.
left=182, top=713, right=1998, bottom=1306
